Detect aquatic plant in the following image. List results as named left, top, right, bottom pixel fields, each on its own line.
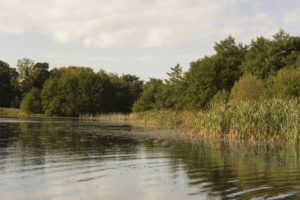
left=81, top=99, right=300, bottom=142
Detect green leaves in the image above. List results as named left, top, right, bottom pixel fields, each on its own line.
left=0, top=60, right=20, bottom=107
left=242, top=30, right=300, bottom=79
left=20, top=88, right=42, bottom=114
left=40, top=67, right=143, bottom=116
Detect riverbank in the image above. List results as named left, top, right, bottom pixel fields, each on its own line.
left=0, top=107, right=45, bottom=118
left=0, top=107, right=27, bottom=117
left=81, top=99, right=300, bottom=143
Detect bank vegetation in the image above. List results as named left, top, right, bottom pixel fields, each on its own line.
left=1, top=30, right=300, bottom=142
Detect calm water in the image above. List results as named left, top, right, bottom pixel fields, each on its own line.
left=0, top=117, right=300, bottom=200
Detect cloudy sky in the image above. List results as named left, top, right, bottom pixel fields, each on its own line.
left=1, top=0, right=299, bottom=80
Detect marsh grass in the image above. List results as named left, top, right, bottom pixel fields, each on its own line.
left=81, top=99, right=299, bottom=142
left=194, top=99, right=300, bottom=141
left=0, top=107, right=27, bottom=117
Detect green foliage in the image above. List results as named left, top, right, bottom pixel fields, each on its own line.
left=193, top=99, right=300, bottom=140
left=0, top=60, right=12, bottom=107
left=268, top=66, right=300, bottom=98
left=21, top=88, right=43, bottom=114
left=213, top=36, right=248, bottom=91
left=31, top=62, right=50, bottom=89
left=41, top=67, right=143, bottom=116
left=242, top=30, right=300, bottom=79
left=100, top=99, right=300, bottom=142
left=42, top=68, right=97, bottom=116
left=133, top=78, right=163, bottom=112
left=230, top=74, right=266, bottom=102
left=17, top=58, right=50, bottom=94
left=109, top=74, right=143, bottom=113
left=182, top=56, right=218, bottom=109
left=156, top=64, right=185, bottom=110
left=180, top=37, right=247, bottom=110
left=2, top=30, right=300, bottom=120
left=9, top=68, right=22, bottom=107
left=0, top=60, right=21, bottom=107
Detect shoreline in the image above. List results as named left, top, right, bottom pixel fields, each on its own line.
left=1, top=98, right=299, bottom=145
left=0, top=107, right=27, bottom=117
left=80, top=99, right=300, bottom=144
left=79, top=112, right=299, bottom=148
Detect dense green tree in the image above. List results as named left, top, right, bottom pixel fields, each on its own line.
left=78, top=70, right=114, bottom=114
left=41, top=67, right=143, bottom=116
left=133, top=78, right=163, bottom=112
left=41, top=68, right=93, bottom=116
left=165, top=64, right=183, bottom=85
left=109, top=74, right=144, bottom=113
left=121, top=74, right=143, bottom=107
left=17, top=58, right=50, bottom=94
left=20, top=88, right=43, bottom=114
left=179, top=36, right=247, bottom=110
left=151, top=64, right=185, bottom=110
left=42, top=73, right=81, bottom=116
left=0, top=60, right=12, bottom=107
left=214, top=36, right=248, bottom=91
left=242, top=30, right=300, bottom=79
left=17, top=58, right=35, bottom=94
left=0, top=60, right=21, bottom=107
left=2, top=30, right=300, bottom=116
left=9, top=67, right=22, bottom=107
left=31, top=62, right=50, bottom=89
left=181, top=56, right=218, bottom=109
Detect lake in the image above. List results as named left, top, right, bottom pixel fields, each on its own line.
left=0, top=117, right=300, bottom=200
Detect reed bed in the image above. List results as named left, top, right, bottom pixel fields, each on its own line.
left=81, top=99, right=299, bottom=142
left=193, top=99, right=299, bottom=141
left=0, top=107, right=27, bottom=117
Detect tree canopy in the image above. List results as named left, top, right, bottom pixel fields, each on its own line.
left=1, top=30, right=299, bottom=116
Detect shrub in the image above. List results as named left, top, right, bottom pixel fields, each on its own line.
left=20, top=88, right=43, bottom=114
left=230, top=74, right=266, bottom=102
left=268, top=67, right=300, bottom=98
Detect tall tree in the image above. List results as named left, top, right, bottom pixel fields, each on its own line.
left=180, top=36, right=247, bottom=109
left=214, top=36, right=248, bottom=91
left=181, top=56, right=218, bottom=110
left=0, top=60, right=12, bottom=107
left=155, top=64, right=185, bottom=110
left=31, top=62, right=50, bottom=89
left=133, top=78, right=163, bottom=112
left=17, top=58, right=50, bottom=94
left=242, top=30, right=300, bottom=79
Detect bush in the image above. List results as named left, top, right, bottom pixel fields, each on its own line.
left=230, top=74, right=266, bottom=102
left=268, top=67, right=300, bottom=98
left=20, top=88, right=43, bottom=114
left=133, top=79, right=163, bottom=112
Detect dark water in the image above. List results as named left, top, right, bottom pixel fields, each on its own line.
left=1, top=118, right=300, bottom=200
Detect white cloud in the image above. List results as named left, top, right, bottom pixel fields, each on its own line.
left=0, top=0, right=299, bottom=48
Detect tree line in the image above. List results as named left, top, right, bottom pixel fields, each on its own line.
left=133, top=30, right=300, bottom=111
left=0, top=59, right=143, bottom=116
left=0, top=30, right=299, bottom=116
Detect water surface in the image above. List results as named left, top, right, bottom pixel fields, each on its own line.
left=0, top=117, right=300, bottom=200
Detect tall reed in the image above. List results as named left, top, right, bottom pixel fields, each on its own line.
left=193, top=99, right=299, bottom=141
left=81, top=99, right=300, bottom=142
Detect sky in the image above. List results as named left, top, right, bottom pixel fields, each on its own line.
left=0, top=0, right=300, bottom=80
